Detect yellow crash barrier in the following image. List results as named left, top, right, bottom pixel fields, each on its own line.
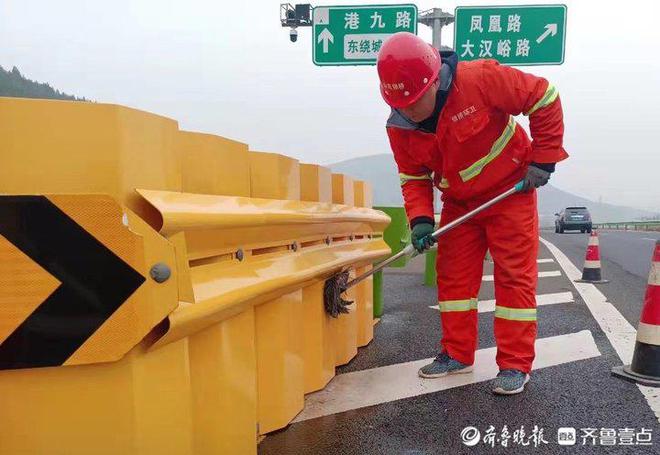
left=138, top=188, right=389, bottom=434
left=0, top=97, right=390, bottom=454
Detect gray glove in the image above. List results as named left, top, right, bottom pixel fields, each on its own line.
left=522, top=165, right=551, bottom=191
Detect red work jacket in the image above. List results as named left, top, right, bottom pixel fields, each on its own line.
left=387, top=59, right=568, bottom=223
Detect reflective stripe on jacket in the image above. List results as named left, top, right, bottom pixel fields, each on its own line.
left=386, top=58, right=568, bottom=224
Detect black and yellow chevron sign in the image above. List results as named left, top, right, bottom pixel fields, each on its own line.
left=0, top=195, right=171, bottom=370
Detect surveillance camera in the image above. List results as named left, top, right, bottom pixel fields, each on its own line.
left=290, top=27, right=298, bottom=42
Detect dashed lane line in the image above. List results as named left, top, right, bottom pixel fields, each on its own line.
left=537, top=258, right=555, bottom=263
left=428, top=291, right=574, bottom=313
left=293, top=330, right=600, bottom=423
left=540, top=236, right=660, bottom=423
left=482, top=270, right=561, bottom=281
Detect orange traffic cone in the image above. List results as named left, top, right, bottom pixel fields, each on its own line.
left=575, top=230, right=609, bottom=283
left=612, top=240, right=660, bottom=387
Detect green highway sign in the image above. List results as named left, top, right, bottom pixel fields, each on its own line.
left=312, top=4, right=417, bottom=66
left=454, top=4, right=567, bottom=66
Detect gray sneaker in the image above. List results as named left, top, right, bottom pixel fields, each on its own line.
left=418, top=352, right=473, bottom=378
left=492, top=369, right=530, bottom=395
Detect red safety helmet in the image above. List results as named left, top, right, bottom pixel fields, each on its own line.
left=377, top=32, right=441, bottom=109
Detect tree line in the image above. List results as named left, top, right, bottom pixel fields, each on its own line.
left=0, top=65, right=87, bottom=101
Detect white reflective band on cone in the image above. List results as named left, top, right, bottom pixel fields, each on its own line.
left=648, top=261, right=660, bottom=286
left=583, top=260, right=602, bottom=268
left=637, top=322, right=660, bottom=346
left=588, top=236, right=599, bottom=246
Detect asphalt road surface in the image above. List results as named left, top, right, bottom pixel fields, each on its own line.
left=259, top=233, right=660, bottom=454
left=546, top=229, right=659, bottom=281
left=543, top=229, right=659, bottom=329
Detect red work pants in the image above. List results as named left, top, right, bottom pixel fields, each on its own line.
left=435, top=190, right=538, bottom=373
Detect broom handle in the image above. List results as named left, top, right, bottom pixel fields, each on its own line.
left=345, top=181, right=524, bottom=290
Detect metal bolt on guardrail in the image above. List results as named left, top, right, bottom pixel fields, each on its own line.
left=150, top=263, right=172, bottom=283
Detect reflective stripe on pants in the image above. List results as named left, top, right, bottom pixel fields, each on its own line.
left=439, top=298, right=478, bottom=312
left=436, top=190, right=539, bottom=373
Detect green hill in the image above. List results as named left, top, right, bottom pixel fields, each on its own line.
left=0, top=66, right=87, bottom=101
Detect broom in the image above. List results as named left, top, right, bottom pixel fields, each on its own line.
left=323, top=181, right=526, bottom=317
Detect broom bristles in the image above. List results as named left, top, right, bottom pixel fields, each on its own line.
left=324, top=271, right=354, bottom=318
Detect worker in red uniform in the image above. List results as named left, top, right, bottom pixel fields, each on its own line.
left=378, top=32, right=568, bottom=395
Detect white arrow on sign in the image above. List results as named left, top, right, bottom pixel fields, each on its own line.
left=318, top=28, right=334, bottom=53
left=536, top=23, right=558, bottom=44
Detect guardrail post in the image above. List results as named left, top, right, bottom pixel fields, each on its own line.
left=300, top=164, right=336, bottom=393
left=179, top=131, right=251, bottom=196
left=331, top=173, right=359, bottom=366
left=301, top=282, right=336, bottom=392
left=249, top=151, right=301, bottom=200
left=250, top=152, right=305, bottom=434
left=255, top=290, right=305, bottom=433
left=354, top=180, right=375, bottom=347
left=189, top=310, right=258, bottom=454
left=177, top=132, right=258, bottom=454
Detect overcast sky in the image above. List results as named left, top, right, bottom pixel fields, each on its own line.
left=1, top=0, right=659, bottom=211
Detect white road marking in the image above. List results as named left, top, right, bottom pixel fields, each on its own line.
left=540, top=236, right=660, bottom=423
left=482, top=270, right=561, bottom=281
left=293, top=330, right=600, bottom=422
left=485, top=258, right=554, bottom=264
left=642, top=238, right=657, bottom=242
left=428, top=291, right=574, bottom=313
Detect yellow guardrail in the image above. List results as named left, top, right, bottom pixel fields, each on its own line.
left=0, top=97, right=390, bottom=454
